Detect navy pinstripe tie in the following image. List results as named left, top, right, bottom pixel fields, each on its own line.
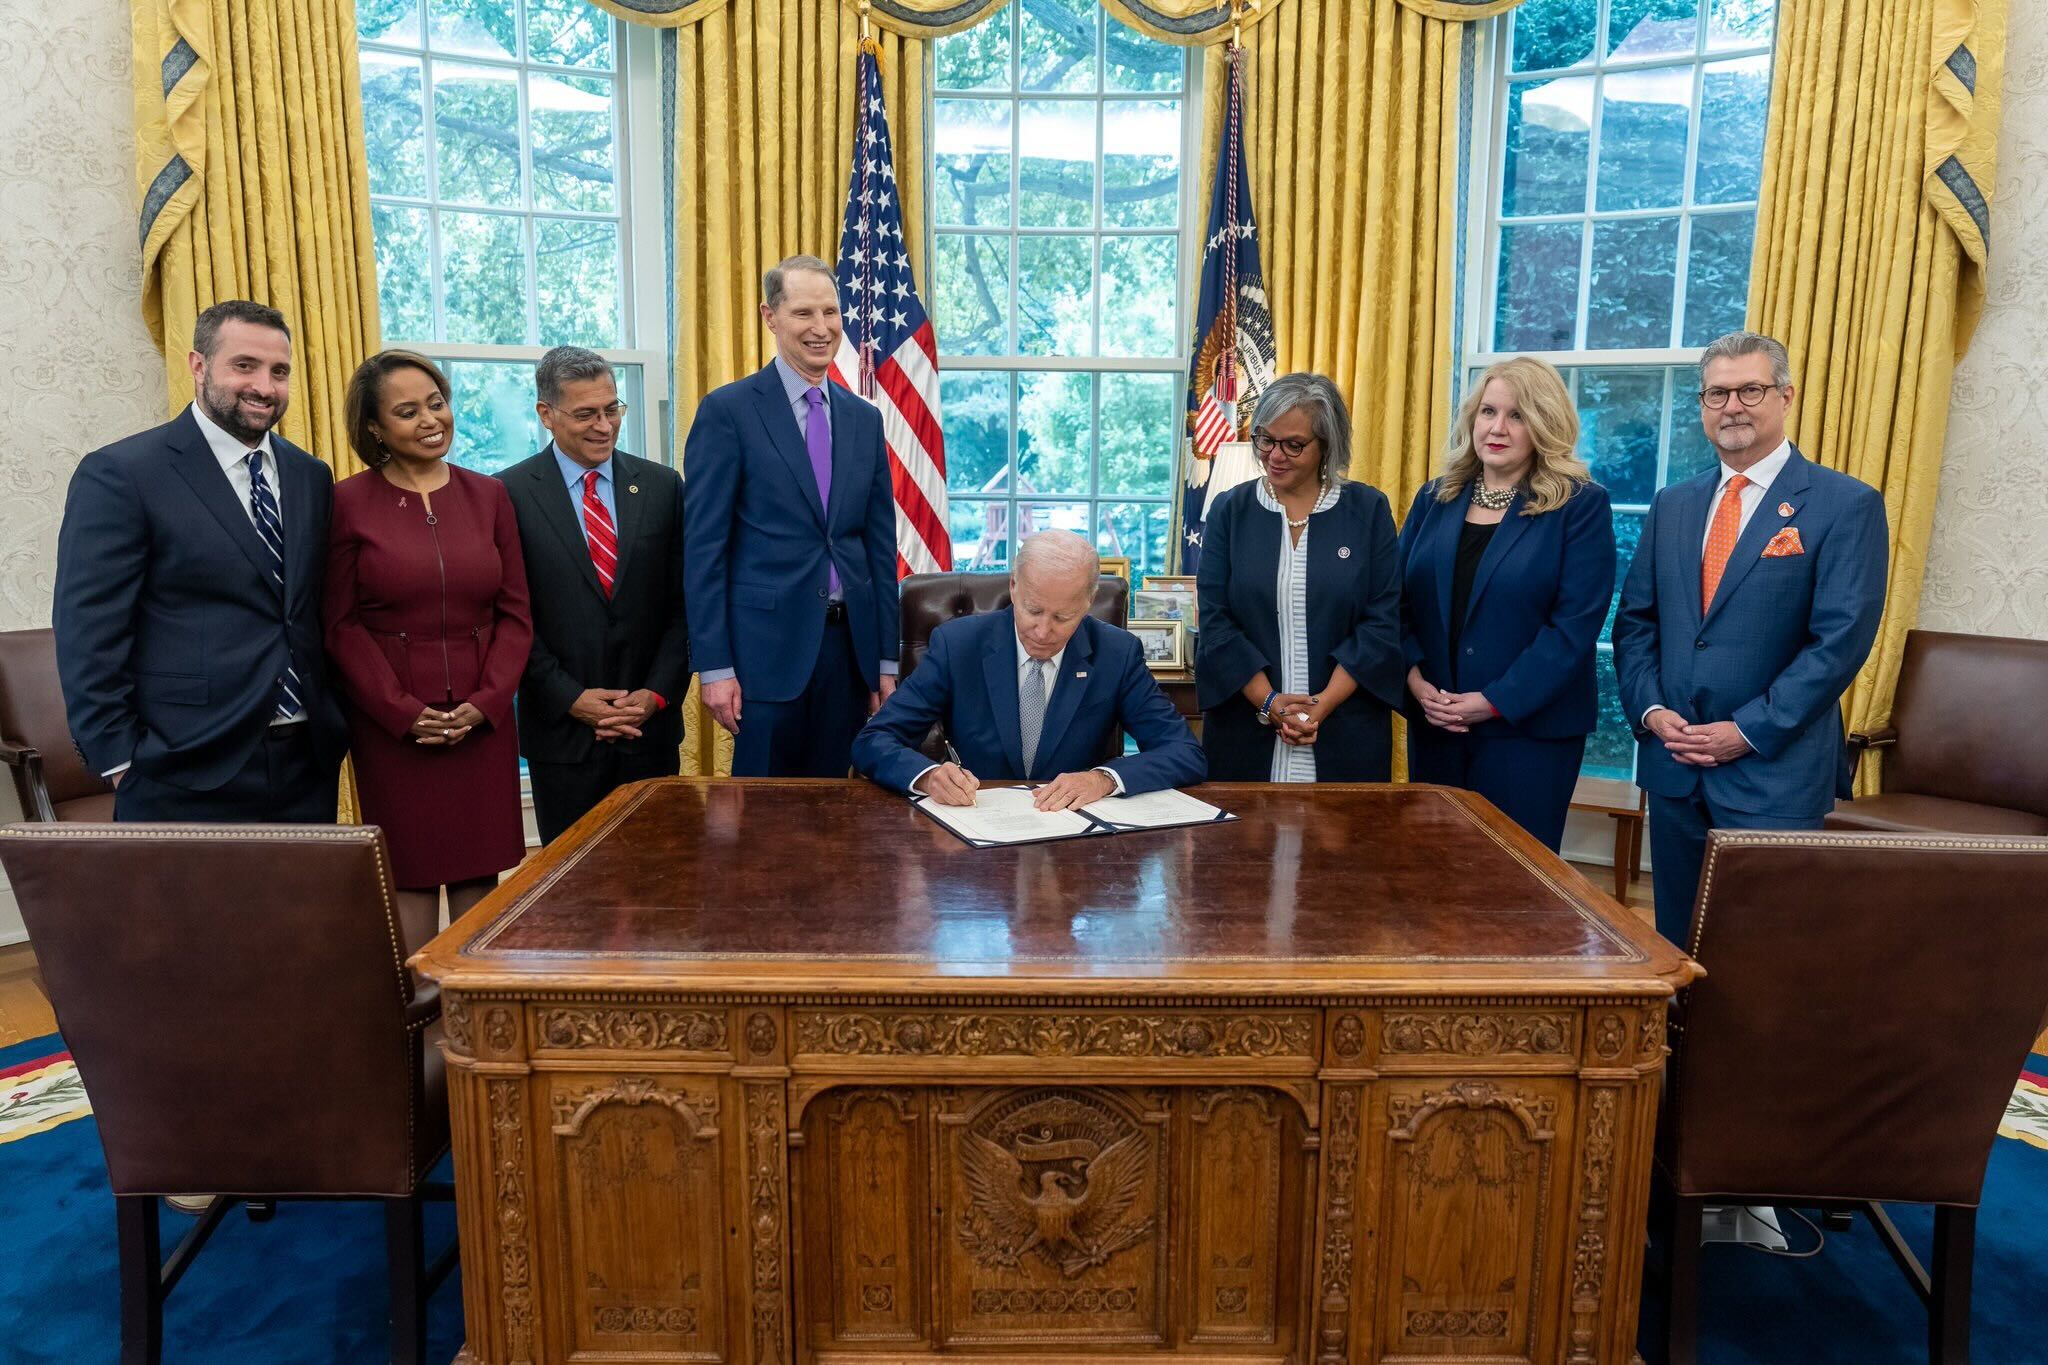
left=246, top=453, right=303, bottom=719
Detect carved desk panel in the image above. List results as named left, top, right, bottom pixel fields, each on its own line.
left=417, top=780, right=1695, bottom=1364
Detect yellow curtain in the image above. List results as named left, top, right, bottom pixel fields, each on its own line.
left=132, top=0, right=382, bottom=817
left=1748, top=0, right=2005, bottom=793
left=664, top=3, right=929, bottom=775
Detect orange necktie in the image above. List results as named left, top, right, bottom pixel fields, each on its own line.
left=1700, top=473, right=1750, bottom=608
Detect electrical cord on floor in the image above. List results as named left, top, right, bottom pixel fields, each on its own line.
left=1735, top=1206, right=1827, bottom=1259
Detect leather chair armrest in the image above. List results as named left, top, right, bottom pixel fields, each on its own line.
left=406, top=979, right=442, bottom=1028
left=0, top=738, right=37, bottom=767
left=1845, top=726, right=1899, bottom=756
left=0, top=740, right=57, bottom=822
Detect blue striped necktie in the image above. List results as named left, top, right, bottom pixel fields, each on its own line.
left=246, top=453, right=302, bottom=719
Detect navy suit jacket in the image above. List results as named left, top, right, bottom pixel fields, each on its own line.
left=53, top=408, right=348, bottom=790
left=852, top=611, right=1206, bottom=796
left=682, top=364, right=899, bottom=703
left=1611, top=447, right=1887, bottom=818
left=1396, top=479, right=1615, bottom=738
left=1194, top=480, right=1403, bottom=781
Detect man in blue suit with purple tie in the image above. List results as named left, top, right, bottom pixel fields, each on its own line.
left=1613, top=331, right=1888, bottom=945
left=683, top=255, right=901, bottom=776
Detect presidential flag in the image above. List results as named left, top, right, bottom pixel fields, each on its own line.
left=831, top=44, right=951, bottom=576
left=1178, top=42, right=1275, bottom=573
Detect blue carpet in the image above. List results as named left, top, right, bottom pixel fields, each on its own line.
left=4, top=1034, right=2044, bottom=1363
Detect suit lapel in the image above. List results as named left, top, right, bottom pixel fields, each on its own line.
left=607, top=450, right=645, bottom=591
left=1703, top=449, right=1811, bottom=627
left=1463, top=492, right=1535, bottom=624
left=824, top=383, right=862, bottom=538
left=1674, top=471, right=1715, bottom=628
left=1033, top=620, right=1097, bottom=780
left=167, top=411, right=276, bottom=591
left=272, top=440, right=318, bottom=609
left=982, top=615, right=1025, bottom=777
left=749, top=365, right=827, bottom=529
left=526, top=450, right=607, bottom=602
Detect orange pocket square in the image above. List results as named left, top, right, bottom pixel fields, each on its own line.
left=1762, top=526, right=1805, bottom=557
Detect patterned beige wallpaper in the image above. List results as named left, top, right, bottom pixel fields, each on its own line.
left=0, top=0, right=167, bottom=636
left=1920, top=17, right=2048, bottom=641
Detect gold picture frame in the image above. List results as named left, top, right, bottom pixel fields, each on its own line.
left=1098, top=555, right=1132, bottom=588
left=1129, top=619, right=1186, bottom=672
left=1137, top=574, right=1198, bottom=631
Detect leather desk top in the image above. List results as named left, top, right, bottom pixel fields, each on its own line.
left=414, top=779, right=1697, bottom=997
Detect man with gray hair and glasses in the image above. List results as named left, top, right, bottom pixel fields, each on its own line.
left=1612, top=330, right=1888, bottom=946
left=501, top=345, right=689, bottom=842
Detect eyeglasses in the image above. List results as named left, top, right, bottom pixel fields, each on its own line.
left=1697, top=384, right=1782, bottom=410
left=1250, top=431, right=1317, bottom=457
left=549, top=401, right=629, bottom=424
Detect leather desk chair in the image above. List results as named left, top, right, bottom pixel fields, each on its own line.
left=897, top=571, right=1130, bottom=763
left=1655, top=829, right=2048, bottom=1365
left=0, top=824, right=455, bottom=1365
left=0, top=627, right=114, bottom=822
left=1827, top=630, right=2048, bottom=836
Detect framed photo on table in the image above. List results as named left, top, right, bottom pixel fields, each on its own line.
left=1129, top=619, right=1186, bottom=671
left=1137, top=575, right=1198, bottom=631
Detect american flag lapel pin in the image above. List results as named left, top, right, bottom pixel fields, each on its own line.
left=1076, top=671, right=1088, bottom=679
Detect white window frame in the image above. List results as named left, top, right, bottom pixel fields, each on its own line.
left=359, top=3, right=671, bottom=463
left=924, top=5, right=1205, bottom=571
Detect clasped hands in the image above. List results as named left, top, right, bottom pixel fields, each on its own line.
left=409, top=701, right=486, bottom=746
left=1264, top=692, right=1323, bottom=746
left=1644, top=708, right=1751, bottom=766
left=917, top=763, right=1115, bottom=811
left=1406, top=668, right=1496, bottom=733
left=570, top=687, right=661, bottom=741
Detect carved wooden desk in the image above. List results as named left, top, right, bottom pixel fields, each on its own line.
left=415, top=779, right=1696, bottom=1365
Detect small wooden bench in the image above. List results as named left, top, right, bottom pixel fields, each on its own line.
left=1571, top=774, right=1646, bottom=901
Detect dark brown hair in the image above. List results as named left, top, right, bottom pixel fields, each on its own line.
left=344, top=350, right=451, bottom=466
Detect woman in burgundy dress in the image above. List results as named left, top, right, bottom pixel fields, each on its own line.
left=326, top=350, right=533, bottom=950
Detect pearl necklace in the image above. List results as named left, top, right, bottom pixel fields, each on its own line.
left=1471, top=481, right=1517, bottom=511
left=1266, top=477, right=1326, bottom=530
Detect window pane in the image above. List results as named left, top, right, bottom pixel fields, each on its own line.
left=1494, top=222, right=1581, bottom=351
left=525, top=0, right=612, bottom=70
left=1695, top=56, right=1771, bottom=204
left=1577, top=367, right=1664, bottom=505
left=1097, top=501, right=1172, bottom=577
left=1019, top=101, right=1095, bottom=228
left=1708, top=0, right=1774, bottom=50
left=444, top=360, right=544, bottom=475
left=1103, top=99, right=1179, bottom=228
left=942, top=371, right=1013, bottom=493
left=1511, top=0, right=1598, bottom=72
left=427, top=0, right=517, bottom=60
left=529, top=72, right=615, bottom=213
left=1099, top=235, right=1176, bottom=358
left=936, top=7, right=1011, bottom=90
left=1015, top=499, right=1092, bottom=542
left=371, top=204, right=433, bottom=343
left=1016, top=236, right=1093, bottom=356
left=931, top=234, right=1011, bottom=354
left=1016, top=371, right=1093, bottom=496
left=1604, top=508, right=1645, bottom=642
left=1019, top=0, right=1096, bottom=93
left=1098, top=372, right=1176, bottom=495
left=361, top=53, right=428, bottom=199
left=1584, top=649, right=1636, bottom=779
left=1106, top=15, right=1179, bottom=93
left=1503, top=77, right=1593, bottom=217
left=1606, top=0, right=1697, bottom=60
left=951, top=497, right=1012, bottom=570
left=440, top=210, right=530, bottom=344
left=434, top=63, right=523, bottom=206
left=1667, top=376, right=1722, bottom=481
left=1682, top=211, right=1754, bottom=346
left=358, top=0, right=421, bottom=46
left=535, top=218, right=619, bottom=346
left=1596, top=68, right=1692, bottom=212
left=933, top=100, right=1012, bottom=228
left=1586, top=216, right=1678, bottom=348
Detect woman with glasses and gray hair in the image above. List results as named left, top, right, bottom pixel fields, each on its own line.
left=1395, top=356, right=1614, bottom=851
left=1194, top=373, right=1405, bottom=781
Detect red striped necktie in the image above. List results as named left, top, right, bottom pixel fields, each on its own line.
left=582, top=468, right=616, bottom=597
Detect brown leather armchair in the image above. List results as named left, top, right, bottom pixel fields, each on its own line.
left=0, top=823, right=454, bottom=1365
left=1827, top=630, right=2048, bottom=836
left=1656, top=829, right=2048, bottom=1365
left=0, top=627, right=113, bottom=822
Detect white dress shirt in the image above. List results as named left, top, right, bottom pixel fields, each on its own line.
left=910, top=629, right=1124, bottom=796
left=1641, top=438, right=1792, bottom=740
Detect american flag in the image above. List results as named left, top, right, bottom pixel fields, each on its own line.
left=1178, top=42, right=1275, bottom=574
left=830, top=45, right=951, bottom=577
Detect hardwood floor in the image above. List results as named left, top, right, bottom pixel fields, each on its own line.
left=0, top=940, right=57, bottom=1048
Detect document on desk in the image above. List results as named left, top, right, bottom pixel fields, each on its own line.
left=1081, top=787, right=1235, bottom=831
left=913, top=785, right=1097, bottom=847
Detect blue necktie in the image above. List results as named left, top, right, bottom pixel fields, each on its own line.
left=246, top=453, right=302, bottom=719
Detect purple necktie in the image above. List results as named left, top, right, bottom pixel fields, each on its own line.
left=804, top=386, right=840, bottom=595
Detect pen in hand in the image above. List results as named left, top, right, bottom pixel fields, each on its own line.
left=927, top=736, right=981, bottom=807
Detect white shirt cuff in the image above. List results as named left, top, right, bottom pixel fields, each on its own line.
left=909, top=762, right=940, bottom=794
left=1641, top=705, right=1666, bottom=726
left=879, top=660, right=899, bottom=677
left=698, top=667, right=737, bottom=684
left=1092, top=766, right=1126, bottom=795
left=102, top=762, right=131, bottom=779
left=1732, top=723, right=1756, bottom=753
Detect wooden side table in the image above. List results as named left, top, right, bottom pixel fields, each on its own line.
left=1572, top=775, right=1647, bottom=901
